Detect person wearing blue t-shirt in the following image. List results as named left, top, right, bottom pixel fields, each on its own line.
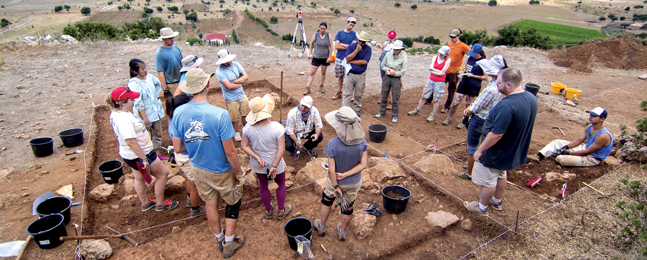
left=171, top=68, right=246, bottom=258
left=155, top=27, right=183, bottom=96
left=215, top=49, right=250, bottom=142
left=332, top=17, right=358, bottom=100
left=342, top=31, right=372, bottom=117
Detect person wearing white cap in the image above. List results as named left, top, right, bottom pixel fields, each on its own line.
left=527, top=107, right=613, bottom=167
left=285, top=95, right=324, bottom=156
left=342, top=31, right=372, bottom=117
left=155, top=27, right=183, bottom=96
left=408, top=45, right=452, bottom=122
left=170, top=68, right=246, bottom=258
left=455, top=55, right=507, bottom=180
left=332, top=17, right=358, bottom=100
left=215, top=49, right=250, bottom=142
left=173, top=54, right=204, bottom=96
left=376, top=39, right=407, bottom=123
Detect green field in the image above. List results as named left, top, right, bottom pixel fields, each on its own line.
left=512, top=19, right=607, bottom=44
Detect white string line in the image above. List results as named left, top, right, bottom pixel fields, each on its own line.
left=79, top=101, right=96, bottom=235
left=581, top=80, right=646, bottom=101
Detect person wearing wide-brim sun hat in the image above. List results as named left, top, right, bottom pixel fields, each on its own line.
left=240, top=94, right=294, bottom=221
left=342, top=31, right=372, bottom=117
left=104, top=86, right=179, bottom=213
left=155, top=27, right=183, bottom=97
left=173, top=55, right=204, bottom=96
left=215, top=49, right=250, bottom=143
left=313, top=106, right=368, bottom=242
left=376, top=39, right=407, bottom=123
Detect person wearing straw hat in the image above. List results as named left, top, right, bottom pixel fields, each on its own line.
left=455, top=55, right=507, bottom=181
left=376, top=39, right=407, bottom=123
left=155, top=27, right=183, bottom=96
left=170, top=68, right=246, bottom=258
left=527, top=107, right=612, bottom=167
left=332, top=17, right=358, bottom=100
left=342, top=31, right=372, bottom=117
left=173, top=55, right=204, bottom=96
left=313, top=106, right=368, bottom=241
left=240, top=94, right=294, bottom=220
left=407, top=45, right=452, bottom=122
left=285, top=95, right=324, bottom=156
left=215, top=49, right=250, bottom=142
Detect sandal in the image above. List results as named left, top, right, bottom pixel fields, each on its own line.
left=455, top=172, right=471, bottom=180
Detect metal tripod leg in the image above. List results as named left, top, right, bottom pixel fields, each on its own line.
left=300, top=22, right=310, bottom=58
left=288, top=22, right=300, bottom=58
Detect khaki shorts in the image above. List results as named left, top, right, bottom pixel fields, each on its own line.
left=323, top=178, right=360, bottom=204
left=174, top=152, right=193, bottom=177
left=225, top=96, right=250, bottom=122
left=190, top=167, right=244, bottom=205
left=166, top=83, right=179, bottom=97
left=471, top=162, right=507, bottom=188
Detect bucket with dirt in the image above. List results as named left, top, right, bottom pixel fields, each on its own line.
left=525, top=83, right=540, bottom=96
left=284, top=217, right=313, bottom=251
left=368, top=124, right=388, bottom=143
left=29, top=137, right=54, bottom=157
left=382, top=185, right=411, bottom=214
left=36, top=196, right=72, bottom=225
left=26, top=213, right=67, bottom=249
left=565, top=88, right=581, bottom=99
left=58, top=128, right=84, bottom=148
left=98, top=160, right=124, bottom=184
left=551, top=82, right=567, bottom=95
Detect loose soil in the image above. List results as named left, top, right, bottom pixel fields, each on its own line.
left=549, top=38, right=647, bottom=72
left=385, top=190, right=406, bottom=200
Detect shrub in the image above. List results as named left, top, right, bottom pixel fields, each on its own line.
left=634, top=13, right=647, bottom=21
left=123, top=4, right=131, bottom=9
left=621, top=22, right=631, bottom=28
left=488, top=0, right=497, bottom=6
left=621, top=16, right=626, bottom=20
left=186, top=11, right=198, bottom=21
left=397, top=37, right=413, bottom=47
left=310, top=2, right=316, bottom=7
left=615, top=179, right=647, bottom=257
left=350, top=9, right=354, bottom=13
left=270, top=16, right=278, bottom=23
left=64, top=5, right=70, bottom=11
left=609, top=13, right=618, bottom=21
left=423, top=35, right=440, bottom=44
left=63, top=22, right=121, bottom=40
left=54, top=5, right=63, bottom=12
left=1, top=18, right=10, bottom=28
left=187, top=37, right=204, bottom=45
left=244, top=8, right=269, bottom=27
left=411, top=4, right=417, bottom=9
left=183, top=9, right=189, bottom=15
left=529, top=0, right=540, bottom=4
left=167, top=6, right=178, bottom=12
left=333, top=8, right=340, bottom=14
left=156, top=6, right=163, bottom=11
left=395, top=3, right=401, bottom=7
left=599, top=16, right=607, bottom=21
left=122, top=17, right=165, bottom=39
left=118, top=6, right=123, bottom=10
left=635, top=5, right=644, bottom=8
left=144, top=7, right=154, bottom=13
left=81, top=7, right=91, bottom=15
left=282, top=33, right=293, bottom=42
left=232, top=29, right=239, bottom=44
left=625, top=6, right=631, bottom=11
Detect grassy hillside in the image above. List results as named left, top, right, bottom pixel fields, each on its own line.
left=512, top=19, right=607, bottom=44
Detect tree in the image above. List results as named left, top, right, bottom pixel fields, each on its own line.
left=270, top=16, right=278, bottom=23
left=411, top=4, right=417, bottom=9
left=118, top=6, right=123, bottom=10
left=599, top=16, right=607, bottom=21
left=54, top=5, right=63, bottom=12
left=395, top=3, right=401, bottom=7
left=334, top=8, right=340, bottom=15
left=529, top=0, right=540, bottom=5
left=183, top=9, right=189, bottom=15
left=123, top=4, right=131, bottom=10
left=488, top=0, right=497, bottom=6
left=81, top=7, right=91, bottom=15
left=1, top=18, right=10, bottom=28
left=167, top=6, right=178, bottom=12
left=625, top=6, right=631, bottom=11
left=156, top=6, right=163, bottom=11
left=310, top=2, right=315, bottom=7
left=634, top=5, right=644, bottom=9
left=186, top=11, right=198, bottom=21
left=621, top=22, right=631, bottom=28
left=144, top=7, right=153, bottom=13
left=350, top=9, right=354, bottom=13
left=609, top=13, right=618, bottom=21
left=64, top=5, right=70, bottom=11
left=232, top=29, right=239, bottom=44
left=187, top=37, right=203, bottom=45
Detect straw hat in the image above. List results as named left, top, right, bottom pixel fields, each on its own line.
left=356, top=31, right=371, bottom=42
left=159, top=27, right=179, bottom=39
left=325, top=106, right=365, bottom=145
left=246, top=94, right=276, bottom=125
left=215, top=49, right=236, bottom=66
left=179, top=68, right=212, bottom=94
left=180, top=55, right=204, bottom=72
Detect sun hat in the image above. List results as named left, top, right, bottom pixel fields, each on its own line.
left=586, top=107, right=608, bottom=118
left=246, top=94, right=276, bottom=125
left=476, top=59, right=497, bottom=76
left=391, top=40, right=405, bottom=50
left=325, top=106, right=365, bottom=145
left=159, top=27, right=179, bottom=39
left=180, top=55, right=204, bottom=72
left=387, top=30, right=397, bottom=38
left=179, top=68, right=213, bottom=94
left=356, top=31, right=371, bottom=42
left=300, top=95, right=313, bottom=108
left=347, top=17, right=357, bottom=23
left=111, top=86, right=140, bottom=102
left=438, top=45, right=450, bottom=55
left=467, top=43, right=483, bottom=57
left=490, top=55, right=507, bottom=70
left=215, top=49, right=236, bottom=66
left=449, top=28, right=462, bottom=37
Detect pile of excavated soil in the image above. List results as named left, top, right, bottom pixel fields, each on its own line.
left=548, top=38, right=647, bottom=72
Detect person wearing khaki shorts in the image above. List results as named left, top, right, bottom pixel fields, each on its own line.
left=215, top=49, right=250, bottom=142
left=225, top=95, right=250, bottom=130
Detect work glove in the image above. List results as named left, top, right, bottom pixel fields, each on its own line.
left=555, top=145, right=569, bottom=156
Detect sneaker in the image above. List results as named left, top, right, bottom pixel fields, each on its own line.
left=526, top=154, right=541, bottom=163
left=276, top=204, right=293, bottom=220
left=234, top=132, right=242, bottom=142
left=426, top=112, right=436, bottom=122
left=464, top=201, right=488, bottom=216
left=222, top=235, right=246, bottom=259
left=440, top=108, right=447, bottom=114
left=288, top=151, right=296, bottom=156
left=303, top=87, right=311, bottom=95
left=392, top=117, right=398, bottom=123
left=408, top=109, right=420, bottom=116
left=332, top=91, right=342, bottom=100
left=456, top=122, right=465, bottom=129
left=319, top=85, right=325, bottom=93
left=186, top=195, right=192, bottom=208
left=490, top=198, right=503, bottom=211
left=455, top=172, right=471, bottom=180
left=307, top=149, right=317, bottom=157
left=156, top=199, right=179, bottom=212
left=314, top=219, right=326, bottom=236
left=442, top=117, right=452, bottom=126
left=375, top=113, right=384, bottom=118
left=141, top=198, right=156, bottom=212
left=337, top=222, right=347, bottom=241
left=265, top=207, right=273, bottom=219
left=190, top=206, right=206, bottom=218
left=216, top=234, right=225, bottom=252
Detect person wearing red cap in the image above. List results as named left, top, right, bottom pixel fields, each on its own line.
left=105, top=86, right=179, bottom=212
left=378, top=30, right=398, bottom=109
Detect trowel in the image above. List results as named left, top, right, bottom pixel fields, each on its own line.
left=321, top=244, right=332, bottom=260
left=32, top=192, right=55, bottom=215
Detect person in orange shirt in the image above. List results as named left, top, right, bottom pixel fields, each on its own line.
left=433, top=28, right=470, bottom=113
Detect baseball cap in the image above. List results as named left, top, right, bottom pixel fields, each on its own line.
left=111, top=86, right=140, bottom=102
left=387, top=30, right=397, bottom=38
left=449, top=28, right=462, bottom=37
left=467, top=43, right=483, bottom=57
left=300, top=96, right=313, bottom=108
left=438, top=45, right=450, bottom=55
left=347, top=17, right=357, bottom=23
left=586, top=107, right=608, bottom=118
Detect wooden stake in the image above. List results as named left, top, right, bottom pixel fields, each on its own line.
left=514, top=210, right=520, bottom=234
left=582, top=182, right=606, bottom=196
left=15, top=235, right=32, bottom=260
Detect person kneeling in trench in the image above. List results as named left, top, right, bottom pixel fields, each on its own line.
left=314, top=106, right=368, bottom=241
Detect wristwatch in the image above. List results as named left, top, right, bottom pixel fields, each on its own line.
left=334, top=184, right=339, bottom=189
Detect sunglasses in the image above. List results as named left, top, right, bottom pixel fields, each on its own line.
left=117, top=87, right=131, bottom=101
left=450, top=36, right=457, bottom=39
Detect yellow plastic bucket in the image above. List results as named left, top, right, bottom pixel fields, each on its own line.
left=551, top=82, right=567, bottom=95
left=564, top=88, right=581, bottom=99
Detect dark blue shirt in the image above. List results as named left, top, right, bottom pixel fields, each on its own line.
left=459, top=56, right=485, bottom=88
left=334, top=30, right=357, bottom=60
left=346, top=42, right=372, bottom=75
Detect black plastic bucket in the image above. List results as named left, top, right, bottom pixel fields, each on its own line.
left=368, top=124, right=388, bottom=143
left=58, top=128, right=84, bottom=148
left=36, top=196, right=72, bottom=225
left=525, top=83, right=540, bottom=96
left=26, top=213, right=67, bottom=249
left=382, top=185, right=412, bottom=214
left=284, top=217, right=313, bottom=251
left=29, top=137, right=54, bottom=157
left=98, top=160, right=123, bottom=184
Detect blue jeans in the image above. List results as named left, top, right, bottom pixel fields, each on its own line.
left=466, top=116, right=485, bottom=155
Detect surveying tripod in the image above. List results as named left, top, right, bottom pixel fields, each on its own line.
left=288, top=9, right=310, bottom=58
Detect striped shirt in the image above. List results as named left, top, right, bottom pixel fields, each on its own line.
left=285, top=106, right=323, bottom=136
left=469, top=80, right=503, bottom=120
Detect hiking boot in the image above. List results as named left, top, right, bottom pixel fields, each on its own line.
left=442, top=117, right=452, bottom=126
left=314, top=219, right=326, bottom=236
left=490, top=198, right=503, bottom=211
left=337, top=222, right=347, bottom=241
left=526, top=154, right=541, bottom=163
left=265, top=206, right=274, bottom=219
left=234, top=132, right=242, bottom=142
left=408, top=109, right=420, bottom=116
left=440, top=108, right=447, bottom=114
left=392, top=117, right=398, bottom=123
left=156, top=199, right=179, bottom=212
left=190, top=206, right=206, bottom=219
left=303, top=87, right=310, bottom=95
left=456, top=122, right=465, bottom=129
left=276, top=204, right=293, bottom=220
left=216, top=234, right=225, bottom=252
left=186, top=195, right=192, bottom=208
left=426, top=112, right=436, bottom=122
left=464, top=201, right=488, bottom=216
left=141, top=198, right=156, bottom=212
left=332, top=91, right=342, bottom=100
left=222, top=235, right=246, bottom=259
left=455, top=172, right=471, bottom=180
left=319, top=85, right=325, bottom=93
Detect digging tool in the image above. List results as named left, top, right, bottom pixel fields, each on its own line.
left=60, top=235, right=121, bottom=241
left=65, top=150, right=84, bottom=155
left=106, top=226, right=138, bottom=247
left=582, top=182, right=606, bottom=196
left=15, top=235, right=32, bottom=260
left=552, top=127, right=566, bottom=136
left=321, top=244, right=332, bottom=260
left=32, top=192, right=55, bottom=215
left=266, top=167, right=279, bottom=192
left=597, top=193, right=615, bottom=199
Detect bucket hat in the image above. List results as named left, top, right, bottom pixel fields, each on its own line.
left=215, top=49, right=236, bottom=66
left=490, top=55, right=507, bottom=71
left=438, top=45, right=450, bottom=55
left=111, top=86, right=140, bottom=102
left=300, top=96, right=313, bottom=108
left=325, top=106, right=365, bottom=145
left=387, top=30, right=397, bottom=39
left=391, top=40, right=405, bottom=50
left=179, top=68, right=213, bottom=94
left=356, top=31, right=371, bottom=42
left=246, top=94, right=276, bottom=125
left=159, top=27, right=179, bottom=39
left=180, top=55, right=204, bottom=72
left=467, top=43, right=483, bottom=57
left=476, top=59, right=497, bottom=76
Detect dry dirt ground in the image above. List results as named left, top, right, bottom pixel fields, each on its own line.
left=0, top=40, right=646, bottom=259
